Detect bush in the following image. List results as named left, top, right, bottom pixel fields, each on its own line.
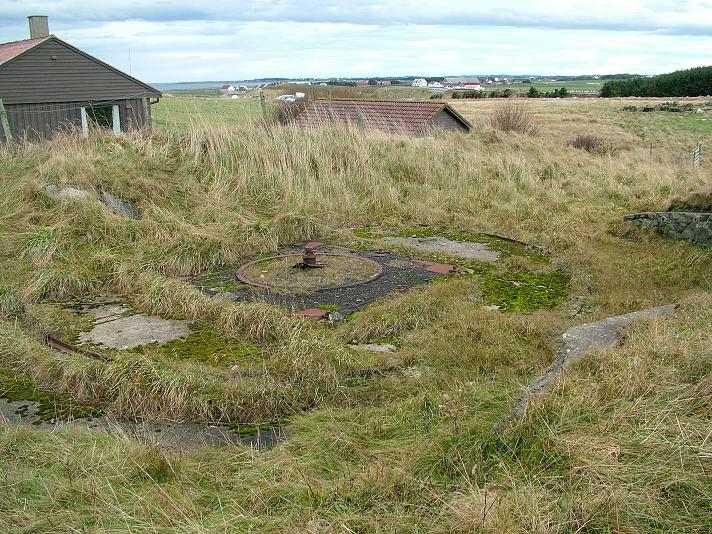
left=267, top=99, right=309, bottom=126
left=488, top=103, right=537, bottom=135
left=568, top=135, right=608, bottom=154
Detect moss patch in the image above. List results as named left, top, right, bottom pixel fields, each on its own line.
left=0, top=367, right=103, bottom=423
left=24, top=303, right=94, bottom=343
left=132, top=323, right=263, bottom=368
left=482, top=271, right=570, bottom=312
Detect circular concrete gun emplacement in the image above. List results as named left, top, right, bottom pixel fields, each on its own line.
left=235, top=245, right=385, bottom=294
left=193, top=242, right=471, bottom=318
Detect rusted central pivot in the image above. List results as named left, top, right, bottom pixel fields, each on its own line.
left=294, top=244, right=326, bottom=269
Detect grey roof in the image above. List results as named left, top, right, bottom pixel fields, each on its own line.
left=444, top=77, right=481, bottom=84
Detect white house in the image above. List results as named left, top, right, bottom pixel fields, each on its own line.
left=411, top=78, right=428, bottom=87
left=428, top=81, right=444, bottom=88
left=444, top=77, right=482, bottom=90
left=220, top=84, right=236, bottom=94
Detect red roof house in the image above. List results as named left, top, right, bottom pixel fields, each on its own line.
left=290, top=99, right=471, bottom=136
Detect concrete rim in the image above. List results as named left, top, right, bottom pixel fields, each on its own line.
left=234, top=252, right=385, bottom=292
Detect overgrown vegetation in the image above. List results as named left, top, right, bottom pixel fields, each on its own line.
left=0, top=97, right=710, bottom=531
left=488, top=102, right=537, bottom=134
left=568, top=134, right=609, bottom=154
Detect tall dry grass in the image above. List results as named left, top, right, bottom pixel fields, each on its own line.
left=0, top=100, right=710, bottom=531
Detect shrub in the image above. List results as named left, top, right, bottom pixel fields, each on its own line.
left=267, top=98, right=309, bottom=126
left=568, top=135, right=607, bottom=153
left=488, top=103, right=537, bottom=134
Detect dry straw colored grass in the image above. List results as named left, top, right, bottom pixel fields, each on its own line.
left=0, top=98, right=710, bottom=531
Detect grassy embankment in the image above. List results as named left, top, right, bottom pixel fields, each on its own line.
left=0, top=98, right=710, bottom=532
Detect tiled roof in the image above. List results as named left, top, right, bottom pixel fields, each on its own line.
left=291, top=99, right=470, bottom=136
left=0, top=37, right=47, bottom=65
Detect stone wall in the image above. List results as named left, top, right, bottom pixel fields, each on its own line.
left=624, top=212, right=712, bottom=246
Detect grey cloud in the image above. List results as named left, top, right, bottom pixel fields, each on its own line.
left=1, top=1, right=711, bottom=36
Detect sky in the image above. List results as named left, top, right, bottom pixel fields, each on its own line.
left=1, top=1, right=711, bottom=83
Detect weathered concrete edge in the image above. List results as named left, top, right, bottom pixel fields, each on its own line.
left=509, top=303, right=677, bottom=419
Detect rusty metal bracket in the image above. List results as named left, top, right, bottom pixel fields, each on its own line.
left=293, top=244, right=326, bottom=269
left=46, top=334, right=113, bottom=363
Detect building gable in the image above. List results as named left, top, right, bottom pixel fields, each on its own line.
left=0, top=37, right=160, bottom=105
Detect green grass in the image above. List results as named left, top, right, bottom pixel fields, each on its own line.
left=618, top=109, right=712, bottom=134
left=478, top=79, right=604, bottom=94
left=152, top=96, right=264, bottom=131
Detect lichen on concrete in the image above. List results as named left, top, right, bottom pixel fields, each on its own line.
left=79, top=313, right=191, bottom=350
left=380, top=236, right=501, bottom=262
left=625, top=212, right=712, bottom=246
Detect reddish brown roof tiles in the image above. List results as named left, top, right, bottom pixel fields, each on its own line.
left=291, top=99, right=471, bottom=136
left=0, top=37, right=48, bottom=65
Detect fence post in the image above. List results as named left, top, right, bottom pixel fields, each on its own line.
left=691, top=142, right=701, bottom=167
left=142, top=97, right=151, bottom=131
left=0, top=98, right=15, bottom=152
left=259, top=91, right=267, bottom=120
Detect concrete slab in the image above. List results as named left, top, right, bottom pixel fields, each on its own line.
left=510, top=304, right=677, bottom=418
left=348, top=343, right=397, bottom=353
left=78, top=313, right=191, bottom=350
left=381, top=236, right=501, bottom=262
left=84, top=303, right=132, bottom=323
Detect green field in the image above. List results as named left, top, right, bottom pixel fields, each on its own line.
left=152, top=95, right=264, bottom=130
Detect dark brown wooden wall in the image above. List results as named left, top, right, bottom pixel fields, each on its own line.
left=428, top=109, right=469, bottom=133
left=0, top=98, right=151, bottom=143
left=0, top=39, right=158, bottom=105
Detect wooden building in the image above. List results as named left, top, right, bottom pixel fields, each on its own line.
left=291, top=99, right=472, bottom=136
left=0, top=16, right=161, bottom=145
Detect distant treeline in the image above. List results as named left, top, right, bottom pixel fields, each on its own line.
left=600, top=66, right=712, bottom=97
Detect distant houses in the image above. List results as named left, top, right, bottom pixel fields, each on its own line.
left=411, top=78, right=428, bottom=88
left=444, top=77, right=482, bottom=90
left=220, top=84, right=236, bottom=94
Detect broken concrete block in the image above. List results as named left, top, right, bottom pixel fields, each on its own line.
left=99, top=191, right=140, bottom=219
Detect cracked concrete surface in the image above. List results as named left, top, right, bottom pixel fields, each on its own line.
left=381, top=236, right=501, bottom=262
left=78, top=297, right=190, bottom=350
left=510, top=304, right=677, bottom=418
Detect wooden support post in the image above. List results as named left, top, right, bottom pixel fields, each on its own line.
left=112, top=105, right=121, bottom=136
left=259, top=91, right=268, bottom=120
left=142, top=98, right=151, bottom=130
left=0, top=98, right=15, bottom=152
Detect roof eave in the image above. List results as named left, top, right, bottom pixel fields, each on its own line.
left=443, top=104, right=473, bottom=131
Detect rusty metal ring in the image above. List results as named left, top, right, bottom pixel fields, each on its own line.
left=234, top=253, right=384, bottom=292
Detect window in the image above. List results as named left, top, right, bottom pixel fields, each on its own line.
left=80, top=104, right=120, bottom=136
